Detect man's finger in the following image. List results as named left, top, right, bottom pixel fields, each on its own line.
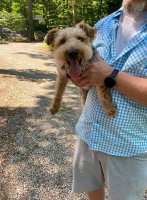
left=81, top=68, right=91, bottom=78
left=79, top=78, right=90, bottom=86
left=71, top=78, right=81, bottom=87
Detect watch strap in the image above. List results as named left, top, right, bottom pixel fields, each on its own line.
left=110, top=69, right=119, bottom=78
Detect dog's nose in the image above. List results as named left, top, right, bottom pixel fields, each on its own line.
left=68, top=50, right=78, bottom=59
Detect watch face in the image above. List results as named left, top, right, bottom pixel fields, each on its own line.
left=104, top=76, right=116, bottom=88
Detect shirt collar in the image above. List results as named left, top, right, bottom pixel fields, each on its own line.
left=113, top=7, right=123, bottom=19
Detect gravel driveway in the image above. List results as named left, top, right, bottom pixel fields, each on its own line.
left=0, top=42, right=146, bottom=200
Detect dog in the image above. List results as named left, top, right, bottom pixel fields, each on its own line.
left=46, top=22, right=117, bottom=118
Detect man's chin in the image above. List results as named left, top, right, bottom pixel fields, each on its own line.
left=122, top=0, right=147, bottom=17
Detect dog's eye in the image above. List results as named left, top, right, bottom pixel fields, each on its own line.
left=77, top=37, right=84, bottom=42
left=60, top=39, right=66, bottom=44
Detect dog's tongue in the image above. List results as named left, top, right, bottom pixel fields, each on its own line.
left=69, top=59, right=81, bottom=80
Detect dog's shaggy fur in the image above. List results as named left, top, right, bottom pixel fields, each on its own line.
left=46, top=22, right=117, bottom=118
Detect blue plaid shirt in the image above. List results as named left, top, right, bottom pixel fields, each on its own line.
left=75, top=9, right=147, bottom=157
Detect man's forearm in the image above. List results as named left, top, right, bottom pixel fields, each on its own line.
left=114, top=71, right=147, bottom=106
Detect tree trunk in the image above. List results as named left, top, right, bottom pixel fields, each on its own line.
left=72, top=0, right=76, bottom=27
left=27, top=0, right=35, bottom=41
left=99, top=0, right=102, bottom=16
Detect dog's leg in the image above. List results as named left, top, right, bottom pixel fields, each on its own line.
left=96, top=86, right=117, bottom=118
left=79, top=88, right=89, bottom=108
left=49, top=74, right=68, bottom=115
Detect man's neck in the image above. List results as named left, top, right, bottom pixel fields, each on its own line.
left=123, top=10, right=147, bottom=19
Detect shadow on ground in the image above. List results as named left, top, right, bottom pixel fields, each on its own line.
left=13, top=51, right=53, bottom=61
left=0, top=69, right=56, bottom=83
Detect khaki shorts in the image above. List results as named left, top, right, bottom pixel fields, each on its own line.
left=72, top=137, right=147, bottom=200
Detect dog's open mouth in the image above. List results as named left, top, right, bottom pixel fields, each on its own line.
left=67, top=58, right=82, bottom=80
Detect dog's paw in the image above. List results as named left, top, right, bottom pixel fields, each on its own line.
left=49, top=107, right=59, bottom=115
left=105, top=105, right=117, bottom=119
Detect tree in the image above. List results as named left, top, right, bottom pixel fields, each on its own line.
left=27, top=0, right=35, bottom=40
left=71, top=0, right=76, bottom=26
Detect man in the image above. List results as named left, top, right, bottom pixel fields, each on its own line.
left=72, top=0, right=147, bottom=199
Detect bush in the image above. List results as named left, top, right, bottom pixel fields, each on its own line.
left=34, top=31, right=45, bottom=41
left=34, top=19, right=48, bottom=33
left=0, top=11, right=26, bottom=31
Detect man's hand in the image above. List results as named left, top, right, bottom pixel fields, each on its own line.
left=71, top=58, right=113, bottom=88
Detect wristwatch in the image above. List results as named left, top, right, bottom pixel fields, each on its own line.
left=104, top=69, right=119, bottom=88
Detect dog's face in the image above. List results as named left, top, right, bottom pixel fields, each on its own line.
left=46, top=22, right=97, bottom=80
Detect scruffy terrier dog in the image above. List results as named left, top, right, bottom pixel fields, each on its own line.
left=46, top=22, right=117, bottom=118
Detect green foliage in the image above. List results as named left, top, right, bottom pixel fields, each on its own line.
left=0, top=10, right=26, bottom=31
left=40, top=0, right=122, bottom=29
left=34, top=20, right=47, bottom=32
left=0, top=0, right=122, bottom=32
left=0, top=0, right=12, bottom=12
left=34, top=32, right=41, bottom=41
left=11, top=1, right=28, bottom=22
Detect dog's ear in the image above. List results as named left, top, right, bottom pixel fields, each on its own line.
left=76, top=22, right=97, bottom=41
left=45, top=28, right=59, bottom=47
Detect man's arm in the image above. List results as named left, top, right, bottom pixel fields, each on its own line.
left=71, top=59, right=147, bottom=106
left=114, top=71, right=147, bottom=106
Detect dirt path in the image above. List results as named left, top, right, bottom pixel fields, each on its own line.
left=0, top=42, right=86, bottom=200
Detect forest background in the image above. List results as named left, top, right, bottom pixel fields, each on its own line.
left=0, top=0, right=122, bottom=41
